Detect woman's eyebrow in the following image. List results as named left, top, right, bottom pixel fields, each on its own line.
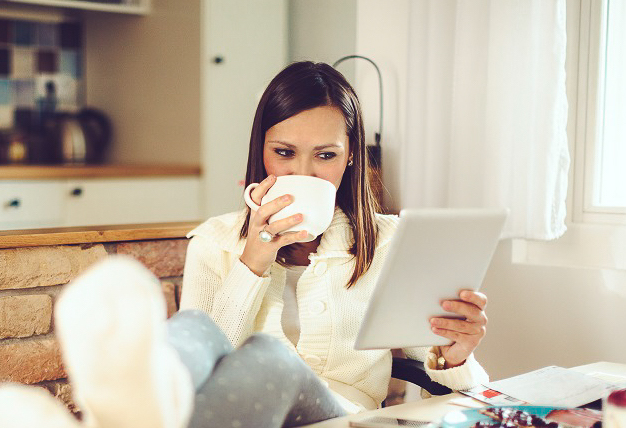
left=267, top=141, right=344, bottom=150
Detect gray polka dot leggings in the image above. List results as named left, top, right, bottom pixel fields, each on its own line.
left=167, top=310, right=347, bottom=428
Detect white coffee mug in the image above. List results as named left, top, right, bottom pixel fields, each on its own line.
left=243, top=175, right=336, bottom=242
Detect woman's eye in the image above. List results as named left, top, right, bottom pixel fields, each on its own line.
left=275, top=149, right=294, bottom=157
left=318, top=152, right=337, bottom=160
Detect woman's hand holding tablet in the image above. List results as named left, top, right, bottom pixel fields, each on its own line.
left=353, top=208, right=508, bottom=358
left=430, top=289, right=488, bottom=367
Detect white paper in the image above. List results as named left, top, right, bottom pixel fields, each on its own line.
left=587, top=371, right=626, bottom=387
left=459, top=385, right=527, bottom=406
left=487, top=366, right=620, bottom=408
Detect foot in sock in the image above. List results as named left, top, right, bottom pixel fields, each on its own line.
left=54, top=255, right=194, bottom=428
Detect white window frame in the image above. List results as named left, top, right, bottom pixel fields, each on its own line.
left=573, top=0, right=626, bottom=224
left=512, top=0, right=626, bottom=271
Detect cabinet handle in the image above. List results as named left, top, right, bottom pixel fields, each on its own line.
left=6, top=199, right=20, bottom=208
left=213, top=55, right=224, bottom=64
left=71, top=187, right=83, bottom=197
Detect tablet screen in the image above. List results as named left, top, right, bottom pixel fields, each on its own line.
left=354, top=208, right=508, bottom=350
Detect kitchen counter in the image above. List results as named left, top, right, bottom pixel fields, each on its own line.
left=0, top=221, right=201, bottom=249
left=0, top=164, right=202, bottom=179
left=0, top=163, right=204, bottom=246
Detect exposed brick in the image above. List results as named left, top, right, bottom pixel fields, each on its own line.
left=161, top=281, right=178, bottom=318
left=0, top=337, right=66, bottom=384
left=0, top=245, right=107, bottom=291
left=116, top=239, right=188, bottom=278
left=0, top=294, right=52, bottom=339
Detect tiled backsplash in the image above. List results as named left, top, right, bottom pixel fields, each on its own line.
left=0, top=18, right=83, bottom=130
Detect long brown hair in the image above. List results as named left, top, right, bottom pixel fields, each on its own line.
left=240, top=61, right=379, bottom=288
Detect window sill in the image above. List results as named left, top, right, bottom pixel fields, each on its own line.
left=511, top=222, right=626, bottom=271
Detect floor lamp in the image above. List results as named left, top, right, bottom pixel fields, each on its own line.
left=332, top=55, right=384, bottom=210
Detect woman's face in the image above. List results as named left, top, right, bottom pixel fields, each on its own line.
left=263, top=106, right=350, bottom=190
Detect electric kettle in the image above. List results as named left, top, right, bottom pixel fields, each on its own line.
left=54, top=108, right=112, bottom=164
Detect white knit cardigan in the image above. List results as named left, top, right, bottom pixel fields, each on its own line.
left=180, top=208, right=489, bottom=413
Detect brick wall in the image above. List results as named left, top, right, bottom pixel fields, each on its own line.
left=0, top=236, right=408, bottom=415
left=0, top=238, right=188, bottom=415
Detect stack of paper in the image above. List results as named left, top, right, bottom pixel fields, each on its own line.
left=463, top=366, right=626, bottom=408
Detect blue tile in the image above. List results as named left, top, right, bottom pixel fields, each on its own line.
left=37, top=23, right=58, bottom=47
left=0, top=79, right=11, bottom=104
left=60, top=50, right=81, bottom=78
left=12, top=79, right=35, bottom=107
left=14, top=21, right=35, bottom=46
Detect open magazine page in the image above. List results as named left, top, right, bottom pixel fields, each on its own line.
left=460, top=366, right=626, bottom=408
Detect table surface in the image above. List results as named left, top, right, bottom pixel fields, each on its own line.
left=302, top=362, right=626, bottom=427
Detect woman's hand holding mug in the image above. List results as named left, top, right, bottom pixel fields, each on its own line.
left=240, top=175, right=337, bottom=277
left=240, top=175, right=308, bottom=277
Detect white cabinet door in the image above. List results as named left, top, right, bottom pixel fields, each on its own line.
left=202, top=0, right=287, bottom=217
left=0, top=180, right=66, bottom=230
left=64, top=177, right=201, bottom=227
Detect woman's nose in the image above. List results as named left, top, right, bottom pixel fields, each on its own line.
left=292, top=160, right=316, bottom=177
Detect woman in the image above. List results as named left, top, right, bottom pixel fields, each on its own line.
left=181, top=61, right=489, bottom=426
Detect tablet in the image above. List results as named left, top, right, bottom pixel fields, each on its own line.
left=354, top=208, right=508, bottom=350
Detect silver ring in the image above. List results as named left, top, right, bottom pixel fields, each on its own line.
left=258, top=226, right=274, bottom=243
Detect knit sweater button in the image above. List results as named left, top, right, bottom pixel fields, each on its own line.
left=313, top=262, right=327, bottom=276
left=304, top=354, right=322, bottom=366
left=308, top=301, right=326, bottom=315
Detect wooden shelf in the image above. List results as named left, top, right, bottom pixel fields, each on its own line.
left=0, top=164, right=202, bottom=179
left=5, top=0, right=150, bottom=15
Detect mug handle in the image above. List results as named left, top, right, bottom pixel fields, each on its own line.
left=243, top=183, right=261, bottom=211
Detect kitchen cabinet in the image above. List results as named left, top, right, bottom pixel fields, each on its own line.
left=1, top=176, right=201, bottom=230
left=0, top=181, right=66, bottom=229
left=1, top=0, right=286, bottom=228
left=201, top=0, right=287, bottom=217
left=4, top=0, right=150, bottom=15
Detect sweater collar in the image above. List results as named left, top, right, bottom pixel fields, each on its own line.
left=312, top=207, right=354, bottom=259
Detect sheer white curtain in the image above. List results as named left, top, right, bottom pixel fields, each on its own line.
left=401, top=0, right=569, bottom=240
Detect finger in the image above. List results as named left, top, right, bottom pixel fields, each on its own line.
left=275, top=230, right=308, bottom=247
left=254, top=194, right=293, bottom=225
left=431, top=327, right=468, bottom=344
left=265, top=213, right=303, bottom=236
left=250, top=175, right=276, bottom=206
left=430, top=317, right=484, bottom=335
left=459, top=290, right=488, bottom=310
left=431, top=327, right=483, bottom=351
left=441, top=300, right=486, bottom=323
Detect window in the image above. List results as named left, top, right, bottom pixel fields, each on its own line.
left=512, top=0, right=626, bottom=270
left=576, top=0, right=626, bottom=223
